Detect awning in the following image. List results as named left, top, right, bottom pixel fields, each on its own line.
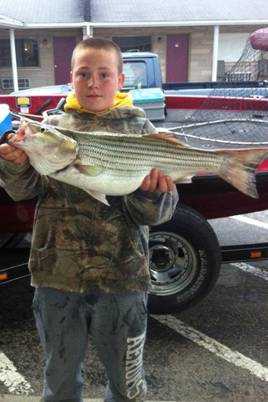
left=0, top=14, right=24, bottom=28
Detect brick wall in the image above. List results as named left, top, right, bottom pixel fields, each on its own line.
left=96, top=26, right=220, bottom=82
left=0, top=25, right=265, bottom=92
left=96, top=25, right=265, bottom=83
left=0, top=29, right=81, bottom=93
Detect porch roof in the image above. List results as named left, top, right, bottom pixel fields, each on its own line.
left=0, top=14, right=24, bottom=28
left=0, top=0, right=85, bottom=24
left=0, top=0, right=267, bottom=27
left=90, top=0, right=268, bottom=25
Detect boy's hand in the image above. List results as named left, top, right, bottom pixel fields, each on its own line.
left=0, top=131, right=28, bottom=165
left=140, top=168, right=175, bottom=193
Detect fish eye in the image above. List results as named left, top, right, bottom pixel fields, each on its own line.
left=40, top=127, right=45, bottom=133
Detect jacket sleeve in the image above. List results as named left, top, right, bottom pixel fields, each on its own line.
left=123, top=187, right=179, bottom=226
left=0, top=115, right=60, bottom=201
left=0, top=158, right=45, bottom=201
left=122, top=117, right=178, bottom=225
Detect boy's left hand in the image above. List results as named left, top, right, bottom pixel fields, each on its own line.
left=140, top=168, right=175, bottom=193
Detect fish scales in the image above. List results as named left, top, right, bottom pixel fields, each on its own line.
left=12, top=122, right=268, bottom=204
left=79, top=151, right=219, bottom=169
left=78, top=152, right=220, bottom=170
left=79, top=135, right=214, bottom=159
left=77, top=136, right=222, bottom=171
left=78, top=135, right=220, bottom=163
left=78, top=146, right=221, bottom=171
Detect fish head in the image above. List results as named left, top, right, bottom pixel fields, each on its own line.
left=14, top=121, right=78, bottom=175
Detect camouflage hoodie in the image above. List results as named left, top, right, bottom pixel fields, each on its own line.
left=0, top=106, right=178, bottom=293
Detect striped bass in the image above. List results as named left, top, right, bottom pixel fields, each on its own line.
left=9, top=121, right=268, bottom=205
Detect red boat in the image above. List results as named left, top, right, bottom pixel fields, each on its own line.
left=1, top=90, right=268, bottom=314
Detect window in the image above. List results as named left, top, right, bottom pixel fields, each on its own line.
left=123, top=61, right=148, bottom=89
left=0, top=78, right=30, bottom=90
left=112, top=36, right=151, bottom=52
left=0, top=39, right=39, bottom=67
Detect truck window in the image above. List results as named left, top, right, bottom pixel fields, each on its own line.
left=123, top=61, right=148, bottom=89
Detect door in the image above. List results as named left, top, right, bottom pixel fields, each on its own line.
left=53, top=37, right=77, bottom=84
left=166, top=34, right=189, bottom=83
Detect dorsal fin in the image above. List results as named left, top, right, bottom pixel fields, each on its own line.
left=146, top=132, right=194, bottom=149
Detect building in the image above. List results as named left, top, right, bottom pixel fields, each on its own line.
left=0, top=0, right=267, bottom=92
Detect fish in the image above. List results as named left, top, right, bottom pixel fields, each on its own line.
left=8, top=120, right=268, bottom=205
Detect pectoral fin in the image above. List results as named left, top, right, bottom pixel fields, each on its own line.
left=75, top=164, right=104, bottom=176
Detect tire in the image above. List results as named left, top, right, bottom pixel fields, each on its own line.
left=148, top=204, right=221, bottom=314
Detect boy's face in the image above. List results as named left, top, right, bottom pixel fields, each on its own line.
left=71, top=48, right=124, bottom=113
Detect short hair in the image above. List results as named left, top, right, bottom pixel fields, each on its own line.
left=71, top=37, right=123, bottom=73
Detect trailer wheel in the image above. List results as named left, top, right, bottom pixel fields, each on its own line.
left=148, top=204, right=221, bottom=314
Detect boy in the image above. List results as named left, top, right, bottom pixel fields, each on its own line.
left=0, top=38, right=178, bottom=402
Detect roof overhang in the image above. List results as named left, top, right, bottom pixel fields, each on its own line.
left=5, top=19, right=268, bottom=30
left=19, top=22, right=88, bottom=29
left=0, top=14, right=24, bottom=28
left=89, top=20, right=268, bottom=28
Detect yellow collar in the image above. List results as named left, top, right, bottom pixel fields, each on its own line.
left=64, top=91, right=133, bottom=115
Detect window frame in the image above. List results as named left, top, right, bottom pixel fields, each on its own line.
left=112, top=36, right=151, bottom=53
left=0, top=38, right=40, bottom=68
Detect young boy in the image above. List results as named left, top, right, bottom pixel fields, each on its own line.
left=0, top=38, right=178, bottom=402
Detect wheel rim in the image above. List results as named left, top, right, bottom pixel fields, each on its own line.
left=149, top=231, right=198, bottom=296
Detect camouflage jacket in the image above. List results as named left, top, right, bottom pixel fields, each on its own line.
left=0, top=106, right=178, bottom=293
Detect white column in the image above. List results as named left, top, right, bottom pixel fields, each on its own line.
left=9, top=29, right=19, bottom=92
left=83, top=24, right=93, bottom=39
left=212, top=25, right=220, bottom=82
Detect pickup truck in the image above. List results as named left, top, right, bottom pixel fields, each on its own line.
left=2, top=51, right=268, bottom=120
left=1, top=51, right=268, bottom=315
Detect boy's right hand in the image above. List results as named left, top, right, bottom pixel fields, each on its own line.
left=0, top=130, right=28, bottom=165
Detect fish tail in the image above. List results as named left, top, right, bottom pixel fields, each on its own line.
left=217, top=148, right=268, bottom=198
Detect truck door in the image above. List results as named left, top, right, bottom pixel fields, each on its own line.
left=166, top=34, right=189, bottom=83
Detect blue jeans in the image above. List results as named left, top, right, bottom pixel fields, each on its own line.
left=33, top=287, right=148, bottom=402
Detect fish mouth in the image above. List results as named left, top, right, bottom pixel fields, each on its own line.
left=18, top=125, right=36, bottom=142
left=15, top=129, right=26, bottom=142
left=7, top=128, right=27, bottom=146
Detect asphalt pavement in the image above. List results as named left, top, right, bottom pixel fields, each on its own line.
left=0, top=398, right=175, bottom=402
left=0, top=397, right=101, bottom=402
